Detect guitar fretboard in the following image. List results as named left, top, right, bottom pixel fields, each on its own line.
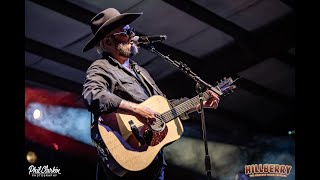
left=159, top=91, right=211, bottom=122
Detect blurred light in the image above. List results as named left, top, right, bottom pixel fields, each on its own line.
left=26, top=103, right=45, bottom=121
left=25, top=102, right=92, bottom=145
left=53, top=143, right=59, bottom=150
left=33, top=109, right=41, bottom=120
left=288, top=130, right=295, bottom=135
left=26, top=151, right=37, bottom=164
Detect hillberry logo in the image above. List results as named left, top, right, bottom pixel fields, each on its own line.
left=245, top=164, right=292, bottom=177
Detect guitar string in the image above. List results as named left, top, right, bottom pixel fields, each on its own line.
left=160, top=93, right=207, bottom=122
left=157, top=96, right=199, bottom=122
left=144, top=81, right=231, bottom=128
left=156, top=81, right=230, bottom=124
left=152, top=98, right=200, bottom=127
left=152, top=100, right=193, bottom=126
left=151, top=91, right=211, bottom=127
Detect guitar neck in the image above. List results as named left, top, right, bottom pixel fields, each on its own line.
left=158, top=77, right=236, bottom=123
left=160, top=91, right=212, bottom=123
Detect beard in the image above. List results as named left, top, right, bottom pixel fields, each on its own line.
left=117, top=42, right=139, bottom=58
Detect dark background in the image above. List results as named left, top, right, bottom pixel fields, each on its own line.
left=23, top=0, right=295, bottom=179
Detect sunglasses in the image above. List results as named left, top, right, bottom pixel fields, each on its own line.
left=112, top=27, right=135, bottom=37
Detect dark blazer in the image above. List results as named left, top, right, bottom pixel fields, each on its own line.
left=82, top=54, right=188, bottom=117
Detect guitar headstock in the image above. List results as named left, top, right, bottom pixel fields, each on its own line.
left=216, top=77, right=238, bottom=95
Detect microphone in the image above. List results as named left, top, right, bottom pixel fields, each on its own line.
left=131, top=35, right=167, bottom=45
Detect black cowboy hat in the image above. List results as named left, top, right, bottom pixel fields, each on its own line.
left=82, top=8, right=142, bottom=52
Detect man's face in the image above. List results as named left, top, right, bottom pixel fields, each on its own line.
left=109, top=25, right=139, bottom=58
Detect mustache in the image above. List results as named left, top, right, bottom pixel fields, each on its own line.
left=117, top=43, right=139, bottom=57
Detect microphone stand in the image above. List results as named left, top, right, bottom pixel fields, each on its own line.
left=147, top=44, right=221, bottom=180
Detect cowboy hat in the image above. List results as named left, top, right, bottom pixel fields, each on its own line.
left=82, top=8, right=143, bottom=52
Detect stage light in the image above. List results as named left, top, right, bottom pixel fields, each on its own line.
left=25, top=102, right=92, bottom=145
left=26, top=151, right=37, bottom=164
left=33, top=109, right=41, bottom=120
left=26, top=103, right=45, bottom=121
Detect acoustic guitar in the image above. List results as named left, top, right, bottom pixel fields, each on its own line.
left=97, top=77, right=236, bottom=176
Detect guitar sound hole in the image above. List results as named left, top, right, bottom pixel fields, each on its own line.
left=150, top=118, right=165, bottom=131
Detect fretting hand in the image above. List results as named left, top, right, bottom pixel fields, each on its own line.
left=195, top=90, right=220, bottom=110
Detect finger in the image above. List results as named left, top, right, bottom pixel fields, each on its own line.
left=214, top=100, right=219, bottom=109
left=212, top=95, right=219, bottom=104
left=205, top=101, right=213, bottom=108
left=150, top=114, right=156, bottom=119
left=209, top=92, right=219, bottom=101
left=202, top=100, right=207, bottom=105
left=214, top=95, right=220, bottom=102
left=209, top=100, right=214, bottom=107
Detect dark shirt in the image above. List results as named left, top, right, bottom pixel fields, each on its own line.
left=82, top=54, right=188, bottom=179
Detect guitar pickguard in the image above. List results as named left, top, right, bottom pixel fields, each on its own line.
left=141, top=125, right=168, bottom=146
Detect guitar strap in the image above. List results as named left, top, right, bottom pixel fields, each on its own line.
left=131, top=63, right=163, bottom=96
left=90, top=113, right=109, bottom=157
left=90, top=113, right=128, bottom=177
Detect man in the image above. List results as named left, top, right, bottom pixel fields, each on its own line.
left=82, top=8, right=220, bottom=180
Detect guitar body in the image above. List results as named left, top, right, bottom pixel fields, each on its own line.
left=98, top=95, right=184, bottom=173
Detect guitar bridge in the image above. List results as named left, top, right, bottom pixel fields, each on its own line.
left=128, top=120, right=146, bottom=145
